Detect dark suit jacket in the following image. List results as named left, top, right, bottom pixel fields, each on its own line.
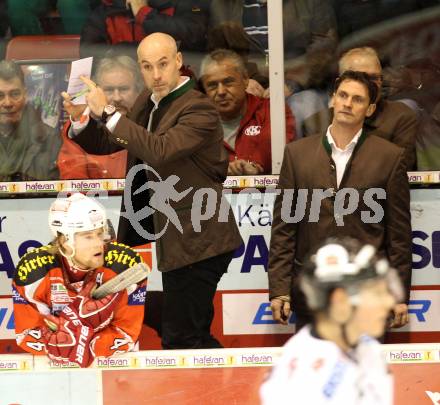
left=73, top=79, right=243, bottom=272
left=302, top=99, right=418, bottom=170
left=268, top=131, right=412, bottom=303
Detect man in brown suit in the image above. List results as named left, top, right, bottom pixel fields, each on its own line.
left=63, top=33, right=243, bottom=349
left=303, top=47, right=418, bottom=170
left=268, top=70, right=411, bottom=332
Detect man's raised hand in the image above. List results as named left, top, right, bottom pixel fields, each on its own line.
left=80, top=75, right=108, bottom=119
left=61, top=91, right=88, bottom=122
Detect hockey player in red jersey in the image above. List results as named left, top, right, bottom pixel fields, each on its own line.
left=12, top=193, right=146, bottom=367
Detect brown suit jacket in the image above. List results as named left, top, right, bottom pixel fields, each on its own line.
left=302, top=99, right=418, bottom=170
left=268, top=131, right=412, bottom=303
left=73, top=79, right=243, bottom=272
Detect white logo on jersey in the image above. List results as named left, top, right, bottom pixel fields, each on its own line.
left=244, top=125, right=261, bottom=136
left=50, top=283, right=70, bottom=303
left=111, top=338, right=129, bottom=350
left=62, top=306, right=82, bottom=327
left=95, top=272, right=104, bottom=286
left=75, top=325, right=90, bottom=364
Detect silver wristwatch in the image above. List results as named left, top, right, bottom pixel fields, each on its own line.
left=101, top=105, right=117, bottom=123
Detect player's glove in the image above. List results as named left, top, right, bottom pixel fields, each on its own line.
left=67, top=280, right=122, bottom=332
left=42, top=314, right=94, bottom=368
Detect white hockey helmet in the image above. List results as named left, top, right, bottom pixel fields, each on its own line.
left=48, top=193, right=108, bottom=248
left=300, top=237, right=404, bottom=311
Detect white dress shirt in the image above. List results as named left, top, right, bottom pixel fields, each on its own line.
left=326, top=126, right=362, bottom=187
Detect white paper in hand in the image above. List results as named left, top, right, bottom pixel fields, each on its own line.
left=67, top=57, right=93, bottom=105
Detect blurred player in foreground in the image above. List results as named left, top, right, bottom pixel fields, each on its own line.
left=260, top=238, right=403, bottom=405
left=12, top=193, right=147, bottom=367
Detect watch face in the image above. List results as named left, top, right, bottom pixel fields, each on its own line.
left=104, top=105, right=116, bottom=114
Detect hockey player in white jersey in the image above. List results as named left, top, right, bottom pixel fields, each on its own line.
left=260, top=238, right=403, bottom=405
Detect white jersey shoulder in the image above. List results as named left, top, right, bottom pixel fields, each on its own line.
left=260, top=326, right=393, bottom=405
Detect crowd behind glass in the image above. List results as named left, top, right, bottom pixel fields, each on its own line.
left=0, top=0, right=439, bottom=183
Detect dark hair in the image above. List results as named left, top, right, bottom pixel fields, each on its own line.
left=0, top=60, right=25, bottom=86
left=334, top=70, right=378, bottom=104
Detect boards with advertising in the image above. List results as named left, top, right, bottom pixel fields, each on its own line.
left=0, top=189, right=440, bottom=351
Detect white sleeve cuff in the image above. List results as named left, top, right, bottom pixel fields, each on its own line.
left=106, top=112, right=122, bottom=133
left=69, top=116, right=90, bottom=138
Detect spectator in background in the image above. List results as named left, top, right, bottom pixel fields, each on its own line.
left=7, top=0, right=97, bottom=35
left=80, top=0, right=209, bottom=59
left=200, top=49, right=296, bottom=175
left=332, top=0, right=439, bottom=40
left=208, top=0, right=338, bottom=137
left=268, top=71, right=411, bottom=332
left=58, top=55, right=144, bottom=179
left=0, top=0, right=8, bottom=59
left=0, top=60, right=61, bottom=181
left=303, top=47, right=418, bottom=170
left=331, top=2, right=440, bottom=119
left=417, top=100, right=440, bottom=170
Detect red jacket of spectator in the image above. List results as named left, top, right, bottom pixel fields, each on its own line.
left=57, top=121, right=127, bottom=179
left=80, top=0, right=209, bottom=58
left=224, top=94, right=296, bottom=174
